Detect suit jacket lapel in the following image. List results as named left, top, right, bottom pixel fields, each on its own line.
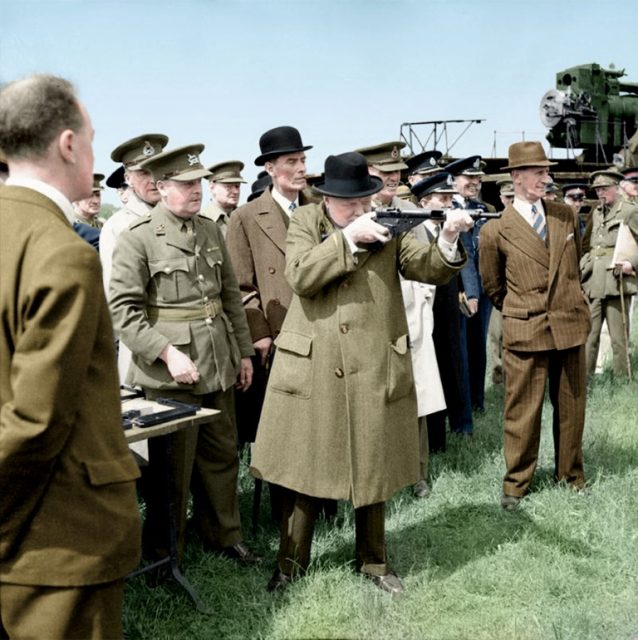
left=255, top=189, right=288, bottom=254
left=546, top=200, right=571, bottom=287
left=501, top=204, right=549, bottom=269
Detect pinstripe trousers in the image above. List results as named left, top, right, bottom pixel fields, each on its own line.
left=502, top=345, right=586, bottom=497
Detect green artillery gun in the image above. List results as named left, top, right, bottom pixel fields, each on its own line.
left=540, top=63, right=638, bottom=163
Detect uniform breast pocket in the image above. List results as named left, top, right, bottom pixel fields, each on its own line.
left=270, top=331, right=313, bottom=399
left=149, top=258, right=190, bottom=301
left=386, top=334, right=413, bottom=403
left=202, top=247, right=224, bottom=289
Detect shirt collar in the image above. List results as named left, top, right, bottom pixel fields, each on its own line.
left=5, top=177, right=75, bottom=225
left=271, top=186, right=299, bottom=217
left=513, top=196, right=544, bottom=226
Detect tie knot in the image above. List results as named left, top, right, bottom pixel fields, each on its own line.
left=289, top=202, right=297, bottom=213
left=531, top=204, right=538, bottom=216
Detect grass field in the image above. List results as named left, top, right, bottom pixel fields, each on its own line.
left=123, top=326, right=638, bottom=640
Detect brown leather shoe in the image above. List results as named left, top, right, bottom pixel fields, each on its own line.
left=501, top=494, right=521, bottom=512
left=365, top=570, right=404, bottom=595
left=266, top=569, right=293, bottom=593
left=220, top=541, right=263, bottom=566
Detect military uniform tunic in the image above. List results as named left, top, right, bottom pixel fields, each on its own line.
left=109, top=202, right=254, bottom=555
left=580, top=197, right=638, bottom=374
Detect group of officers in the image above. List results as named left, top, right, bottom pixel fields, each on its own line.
left=1, top=74, right=638, bottom=637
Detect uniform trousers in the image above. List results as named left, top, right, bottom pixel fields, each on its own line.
left=142, top=387, right=242, bottom=561
left=276, top=489, right=387, bottom=578
left=586, top=296, right=632, bottom=376
left=502, top=345, right=586, bottom=497
left=0, top=580, right=124, bottom=640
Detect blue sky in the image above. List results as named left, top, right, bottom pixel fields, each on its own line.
left=2, top=0, right=637, bottom=204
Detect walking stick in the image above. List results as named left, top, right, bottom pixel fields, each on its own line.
left=616, top=268, right=632, bottom=380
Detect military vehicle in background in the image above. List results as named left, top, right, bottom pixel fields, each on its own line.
left=399, top=62, right=638, bottom=211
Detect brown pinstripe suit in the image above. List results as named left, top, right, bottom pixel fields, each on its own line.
left=479, top=200, right=591, bottom=497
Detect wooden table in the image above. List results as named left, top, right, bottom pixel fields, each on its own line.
left=123, top=398, right=219, bottom=614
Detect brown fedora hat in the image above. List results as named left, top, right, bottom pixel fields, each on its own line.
left=501, top=141, right=557, bottom=170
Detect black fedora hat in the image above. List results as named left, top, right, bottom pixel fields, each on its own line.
left=313, top=152, right=383, bottom=198
left=254, top=126, right=312, bottom=166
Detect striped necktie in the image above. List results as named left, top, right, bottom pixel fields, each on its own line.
left=531, top=204, right=546, bottom=241
left=289, top=202, right=297, bottom=213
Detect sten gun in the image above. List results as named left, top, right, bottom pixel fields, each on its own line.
left=373, top=207, right=502, bottom=237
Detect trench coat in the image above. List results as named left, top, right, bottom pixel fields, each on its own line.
left=251, top=203, right=465, bottom=508
left=0, top=186, right=141, bottom=586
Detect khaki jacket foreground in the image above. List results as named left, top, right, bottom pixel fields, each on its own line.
left=251, top=203, right=465, bottom=508
left=0, top=186, right=141, bottom=586
left=109, top=203, right=254, bottom=394
left=479, top=199, right=591, bottom=352
left=580, top=197, right=638, bottom=299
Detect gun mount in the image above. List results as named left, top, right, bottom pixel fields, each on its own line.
left=540, top=63, right=638, bottom=163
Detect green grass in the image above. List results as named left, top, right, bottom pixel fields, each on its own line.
left=124, top=321, right=638, bottom=640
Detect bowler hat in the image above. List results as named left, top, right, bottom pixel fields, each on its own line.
left=590, top=170, right=622, bottom=188
left=313, top=152, right=383, bottom=198
left=411, top=172, right=456, bottom=200
left=444, top=155, right=484, bottom=177
left=111, top=133, right=169, bottom=170
left=501, top=141, right=557, bottom=170
left=138, top=144, right=211, bottom=182
left=355, top=141, right=408, bottom=172
left=254, top=126, right=312, bottom=166
left=406, top=150, right=443, bottom=175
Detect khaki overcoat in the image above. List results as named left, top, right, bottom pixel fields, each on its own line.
left=0, top=187, right=141, bottom=586
left=580, top=197, right=638, bottom=299
left=109, top=203, right=254, bottom=394
left=226, top=186, right=319, bottom=342
left=251, top=203, right=465, bottom=508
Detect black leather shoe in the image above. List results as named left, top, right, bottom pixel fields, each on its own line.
left=266, top=569, right=293, bottom=593
left=501, top=494, right=521, bottom=511
left=365, top=570, right=404, bottom=595
left=220, top=541, right=263, bottom=566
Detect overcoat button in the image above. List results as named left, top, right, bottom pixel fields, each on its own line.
left=268, top=267, right=276, bottom=274
left=340, top=324, right=349, bottom=334
left=205, top=318, right=213, bottom=325
left=198, top=274, right=204, bottom=281
left=164, top=267, right=171, bottom=274
left=334, top=368, right=344, bottom=378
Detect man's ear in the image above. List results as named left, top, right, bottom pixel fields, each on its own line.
left=57, top=128, right=76, bottom=164
left=264, top=161, right=274, bottom=178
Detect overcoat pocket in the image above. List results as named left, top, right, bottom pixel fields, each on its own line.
left=386, top=334, right=413, bottom=402
left=270, top=331, right=313, bottom=399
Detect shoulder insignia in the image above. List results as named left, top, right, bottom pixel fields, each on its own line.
left=154, top=223, right=166, bottom=236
